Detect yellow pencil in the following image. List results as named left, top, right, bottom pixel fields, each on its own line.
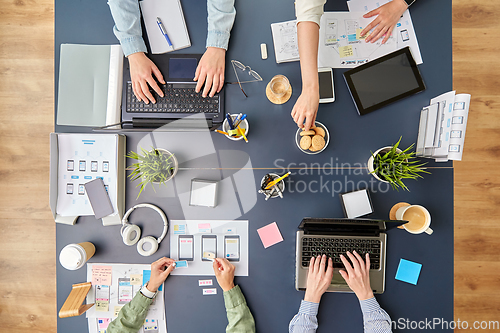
left=237, top=125, right=248, bottom=143
left=215, top=129, right=229, bottom=135
left=265, top=171, right=291, bottom=189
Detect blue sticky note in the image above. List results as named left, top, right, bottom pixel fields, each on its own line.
left=143, top=270, right=162, bottom=291
left=175, top=260, right=188, bottom=268
left=395, top=259, right=422, bottom=285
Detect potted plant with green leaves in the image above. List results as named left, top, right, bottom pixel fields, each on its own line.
left=126, top=147, right=178, bottom=197
left=367, top=137, right=429, bottom=191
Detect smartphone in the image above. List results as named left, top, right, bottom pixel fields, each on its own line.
left=79, top=160, right=86, bottom=171
left=66, top=183, right=74, bottom=195
left=318, top=67, right=335, bottom=103
left=95, top=285, right=110, bottom=302
left=202, top=235, right=217, bottom=261
left=178, top=235, right=194, bottom=261
left=118, top=278, right=133, bottom=304
left=91, top=161, right=98, bottom=172
left=401, top=29, right=410, bottom=42
left=224, top=235, right=240, bottom=262
left=102, top=161, right=109, bottom=172
left=85, top=178, right=114, bottom=219
left=67, top=160, right=74, bottom=171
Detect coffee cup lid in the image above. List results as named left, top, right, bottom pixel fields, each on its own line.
left=59, top=245, right=84, bottom=270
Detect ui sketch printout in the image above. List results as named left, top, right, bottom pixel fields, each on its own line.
left=170, top=220, right=249, bottom=276
left=271, top=20, right=300, bottom=63
left=86, top=263, right=167, bottom=333
left=318, top=12, right=397, bottom=68
left=347, top=0, right=423, bottom=64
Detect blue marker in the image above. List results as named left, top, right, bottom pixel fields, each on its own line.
left=156, top=17, right=173, bottom=49
left=234, top=114, right=247, bottom=127
left=226, top=113, right=235, bottom=129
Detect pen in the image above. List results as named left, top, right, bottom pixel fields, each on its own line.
left=156, top=17, right=173, bottom=49
left=234, top=114, right=247, bottom=127
left=234, top=113, right=242, bottom=125
left=265, top=171, right=291, bottom=189
left=226, top=113, right=235, bottom=129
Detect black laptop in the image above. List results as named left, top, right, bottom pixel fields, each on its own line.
left=121, top=54, right=224, bottom=129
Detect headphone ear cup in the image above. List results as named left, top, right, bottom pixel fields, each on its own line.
left=137, top=236, right=159, bottom=257
left=122, top=224, right=141, bottom=246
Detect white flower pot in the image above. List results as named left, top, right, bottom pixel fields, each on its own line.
left=367, top=146, right=403, bottom=183
left=149, top=148, right=178, bottom=184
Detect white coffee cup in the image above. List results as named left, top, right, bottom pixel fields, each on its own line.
left=395, top=205, right=433, bottom=235
left=59, top=242, right=96, bottom=270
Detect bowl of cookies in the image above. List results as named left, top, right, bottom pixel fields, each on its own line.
left=295, top=121, right=329, bottom=154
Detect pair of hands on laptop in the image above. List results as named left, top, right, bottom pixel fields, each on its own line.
left=127, top=47, right=225, bottom=104
left=304, top=251, right=374, bottom=303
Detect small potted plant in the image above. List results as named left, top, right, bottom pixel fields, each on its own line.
left=367, top=137, right=429, bottom=191
left=126, top=147, right=178, bottom=197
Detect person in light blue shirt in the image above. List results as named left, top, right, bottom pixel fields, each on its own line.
left=289, top=251, right=392, bottom=333
left=108, top=0, right=235, bottom=103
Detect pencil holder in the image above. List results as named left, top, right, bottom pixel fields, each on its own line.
left=222, top=115, right=249, bottom=141
left=259, top=173, right=285, bottom=199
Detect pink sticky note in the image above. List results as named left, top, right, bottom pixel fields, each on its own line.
left=92, top=266, right=112, bottom=285
left=257, top=222, right=284, bottom=248
left=98, top=318, right=111, bottom=330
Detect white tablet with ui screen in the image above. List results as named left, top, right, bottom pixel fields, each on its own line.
left=318, top=67, right=335, bottom=103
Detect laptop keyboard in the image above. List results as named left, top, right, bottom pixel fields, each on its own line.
left=125, top=82, right=220, bottom=114
left=301, top=237, right=381, bottom=270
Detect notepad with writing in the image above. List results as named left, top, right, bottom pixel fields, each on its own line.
left=140, top=0, right=191, bottom=54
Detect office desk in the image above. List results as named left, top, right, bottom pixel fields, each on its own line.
left=55, top=0, right=454, bottom=332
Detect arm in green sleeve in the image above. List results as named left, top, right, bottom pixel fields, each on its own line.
left=106, top=291, right=154, bottom=333
left=223, top=285, right=256, bottom=333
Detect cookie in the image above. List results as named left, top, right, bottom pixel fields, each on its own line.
left=300, top=136, right=312, bottom=150
left=313, top=126, right=326, bottom=137
left=300, top=130, right=316, bottom=136
left=311, top=135, right=325, bottom=150
left=309, top=145, right=320, bottom=152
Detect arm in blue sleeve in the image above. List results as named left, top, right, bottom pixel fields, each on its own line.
left=107, top=0, right=147, bottom=56
left=289, top=300, right=319, bottom=333
left=359, top=297, right=393, bottom=333
left=206, top=0, right=236, bottom=50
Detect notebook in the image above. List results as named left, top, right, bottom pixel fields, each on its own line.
left=295, top=218, right=404, bottom=294
left=140, top=0, right=191, bottom=54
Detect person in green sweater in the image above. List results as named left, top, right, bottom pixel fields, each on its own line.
left=106, top=257, right=255, bottom=333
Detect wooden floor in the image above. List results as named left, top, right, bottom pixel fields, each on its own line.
left=0, top=0, right=498, bottom=332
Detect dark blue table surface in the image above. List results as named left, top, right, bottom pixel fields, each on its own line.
left=55, top=0, right=454, bottom=332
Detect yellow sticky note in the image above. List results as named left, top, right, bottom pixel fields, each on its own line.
left=95, top=300, right=109, bottom=312
left=339, top=45, right=354, bottom=58
left=114, top=306, right=123, bottom=317
left=130, top=274, right=143, bottom=285
left=356, top=28, right=366, bottom=40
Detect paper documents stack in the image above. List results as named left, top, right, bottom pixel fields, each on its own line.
left=140, top=0, right=191, bottom=54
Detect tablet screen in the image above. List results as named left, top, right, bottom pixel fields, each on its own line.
left=343, top=47, right=425, bottom=115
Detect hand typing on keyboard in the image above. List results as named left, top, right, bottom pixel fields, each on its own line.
left=194, top=47, right=226, bottom=98
left=304, top=255, right=334, bottom=303
left=128, top=52, right=165, bottom=104
left=339, top=251, right=374, bottom=301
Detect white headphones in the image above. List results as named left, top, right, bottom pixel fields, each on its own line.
left=121, top=203, right=169, bottom=256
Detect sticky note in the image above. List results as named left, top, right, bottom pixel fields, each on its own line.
left=356, top=28, right=366, bottom=40
left=257, top=222, right=284, bottom=248
left=173, top=224, right=186, bottom=235
left=92, top=266, right=112, bottom=286
left=175, top=260, right=188, bottom=268
left=198, top=223, right=211, bottom=233
left=143, top=270, right=162, bottom=291
left=203, top=252, right=215, bottom=261
left=395, top=259, right=422, bottom=285
left=130, top=274, right=143, bottom=285
left=95, top=300, right=109, bottom=312
left=203, top=288, right=217, bottom=295
left=98, top=318, right=111, bottom=330
left=113, top=306, right=123, bottom=317
left=199, top=279, right=213, bottom=286
left=339, top=45, right=353, bottom=58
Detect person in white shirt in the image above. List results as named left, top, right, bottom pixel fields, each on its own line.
left=291, top=0, right=415, bottom=131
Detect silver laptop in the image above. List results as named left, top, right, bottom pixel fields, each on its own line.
left=295, top=218, right=401, bottom=294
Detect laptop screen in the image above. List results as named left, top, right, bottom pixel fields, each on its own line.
left=169, top=58, right=198, bottom=79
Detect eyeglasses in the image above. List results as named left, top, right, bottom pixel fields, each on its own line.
left=228, top=60, right=263, bottom=97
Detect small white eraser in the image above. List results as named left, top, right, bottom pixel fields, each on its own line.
left=261, top=43, right=268, bottom=59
